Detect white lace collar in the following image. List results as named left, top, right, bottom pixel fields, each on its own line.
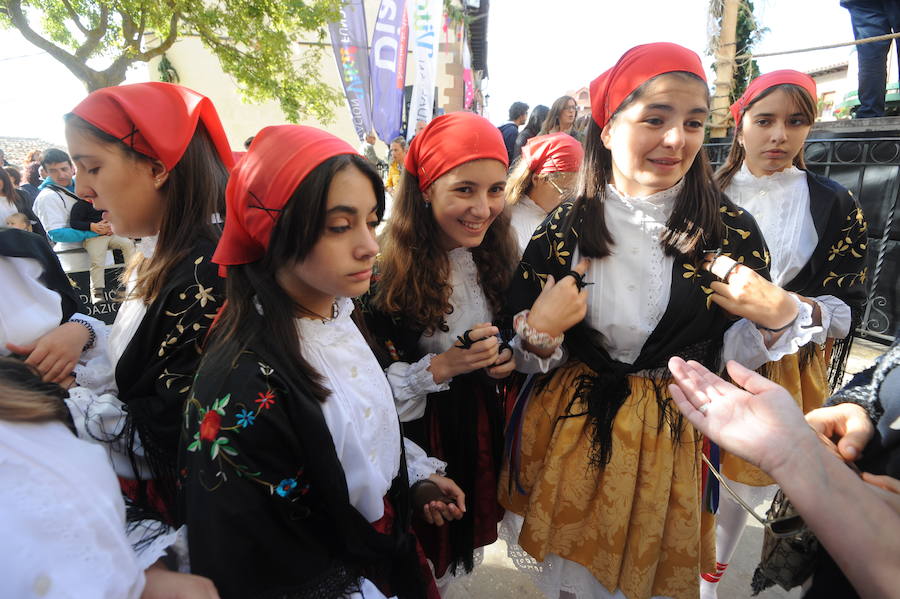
left=731, top=163, right=806, bottom=190
left=517, top=194, right=547, bottom=215
left=606, top=178, right=683, bottom=219
left=294, top=297, right=355, bottom=345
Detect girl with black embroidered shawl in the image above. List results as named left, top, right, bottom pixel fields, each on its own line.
left=498, top=43, right=821, bottom=599
left=698, top=71, right=868, bottom=597
left=181, top=125, right=464, bottom=599
left=61, top=82, right=232, bottom=573
left=361, top=112, right=519, bottom=585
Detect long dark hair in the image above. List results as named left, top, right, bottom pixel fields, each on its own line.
left=374, top=168, right=518, bottom=334
left=203, top=155, right=385, bottom=403
left=63, top=114, right=229, bottom=303
left=539, top=96, right=576, bottom=135
left=522, top=105, right=549, bottom=137
left=573, top=72, right=723, bottom=263
left=0, top=358, right=70, bottom=425
left=715, top=83, right=817, bottom=190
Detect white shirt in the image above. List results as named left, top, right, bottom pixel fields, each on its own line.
left=510, top=195, right=549, bottom=256
left=296, top=298, right=445, bottom=523
left=512, top=181, right=818, bottom=373
left=385, top=247, right=492, bottom=421
left=33, top=187, right=81, bottom=250
left=0, top=420, right=144, bottom=598
left=726, top=164, right=851, bottom=341
left=0, top=195, right=18, bottom=222
left=0, top=256, right=62, bottom=354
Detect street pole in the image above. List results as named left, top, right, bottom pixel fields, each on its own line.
left=711, top=0, right=739, bottom=137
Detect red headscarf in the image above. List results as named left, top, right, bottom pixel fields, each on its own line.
left=213, top=125, right=357, bottom=267
left=521, top=132, right=584, bottom=175
left=589, top=42, right=707, bottom=128
left=729, top=70, right=818, bottom=125
left=71, top=82, right=235, bottom=171
left=404, top=112, right=508, bottom=191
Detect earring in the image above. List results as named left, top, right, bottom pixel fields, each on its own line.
left=424, top=200, right=431, bottom=208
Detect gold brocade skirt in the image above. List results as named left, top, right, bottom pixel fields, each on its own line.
left=499, top=361, right=715, bottom=599
left=722, top=345, right=829, bottom=486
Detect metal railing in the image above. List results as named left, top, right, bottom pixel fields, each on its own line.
left=707, top=136, right=900, bottom=343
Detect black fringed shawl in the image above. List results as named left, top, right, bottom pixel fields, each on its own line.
left=178, top=336, right=428, bottom=599
left=358, top=286, right=506, bottom=577
left=114, top=237, right=223, bottom=529
left=502, top=196, right=771, bottom=467
left=778, top=171, right=869, bottom=389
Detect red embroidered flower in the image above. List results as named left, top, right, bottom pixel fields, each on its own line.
left=199, top=410, right=222, bottom=442
left=256, top=389, right=276, bottom=410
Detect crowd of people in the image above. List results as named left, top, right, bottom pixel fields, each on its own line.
left=0, top=41, right=897, bottom=599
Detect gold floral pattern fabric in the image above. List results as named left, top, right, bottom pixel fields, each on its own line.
left=500, top=366, right=715, bottom=599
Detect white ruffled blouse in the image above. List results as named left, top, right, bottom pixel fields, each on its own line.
left=726, top=164, right=851, bottom=341
left=385, top=247, right=494, bottom=421
left=295, top=297, right=445, bottom=523
left=512, top=181, right=818, bottom=373
left=509, top=195, right=549, bottom=256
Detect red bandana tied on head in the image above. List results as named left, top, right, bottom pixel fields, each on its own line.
left=589, top=42, right=707, bottom=128
left=213, top=125, right=357, bottom=268
left=729, top=70, right=818, bottom=125
left=71, top=82, right=235, bottom=171
left=404, top=112, right=508, bottom=191
left=521, top=132, right=584, bottom=175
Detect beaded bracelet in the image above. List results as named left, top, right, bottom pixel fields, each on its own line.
left=68, top=316, right=97, bottom=351
left=513, top=309, right=564, bottom=351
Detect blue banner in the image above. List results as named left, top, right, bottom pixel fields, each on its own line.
left=370, top=0, right=408, bottom=143
left=329, top=0, right=374, bottom=141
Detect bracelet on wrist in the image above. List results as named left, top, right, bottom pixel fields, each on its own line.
left=755, top=313, right=798, bottom=334
left=68, top=316, right=96, bottom=351
left=513, top=309, right=564, bottom=351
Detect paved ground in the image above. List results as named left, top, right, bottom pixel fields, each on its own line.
left=457, top=338, right=888, bottom=599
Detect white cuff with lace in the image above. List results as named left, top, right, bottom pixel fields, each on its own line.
left=510, top=334, right=567, bottom=374
left=811, top=294, right=852, bottom=343
left=722, top=294, right=819, bottom=371
left=384, top=354, right=450, bottom=422
left=403, top=437, right=447, bottom=485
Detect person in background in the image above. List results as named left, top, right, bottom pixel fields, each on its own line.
left=499, top=101, right=530, bottom=164
left=385, top=136, right=407, bottom=196
left=0, top=167, right=46, bottom=238
left=21, top=161, right=42, bottom=204
left=32, top=148, right=84, bottom=252
left=505, top=132, right=584, bottom=254
left=25, top=150, right=43, bottom=164
left=538, top=95, right=582, bottom=140
left=361, top=130, right=388, bottom=173
left=513, top=104, right=549, bottom=161
left=0, top=148, right=9, bottom=167
left=667, top=353, right=900, bottom=599
left=5, top=212, right=32, bottom=232
left=841, top=0, right=900, bottom=118
left=69, top=197, right=136, bottom=303
left=5, top=166, right=36, bottom=208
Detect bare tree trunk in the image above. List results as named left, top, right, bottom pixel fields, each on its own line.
left=711, top=0, right=739, bottom=137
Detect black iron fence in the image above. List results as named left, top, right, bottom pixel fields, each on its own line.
left=707, top=132, right=900, bottom=344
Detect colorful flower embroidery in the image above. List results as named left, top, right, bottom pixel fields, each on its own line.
left=236, top=409, right=256, bottom=428
left=256, top=389, right=276, bottom=410
left=276, top=478, right=298, bottom=497
left=200, top=410, right=222, bottom=441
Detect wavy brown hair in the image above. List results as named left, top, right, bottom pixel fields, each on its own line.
left=539, top=95, right=577, bottom=136
left=573, top=72, right=723, bottom=263
left=64, top=114, right=228, bottom=304
left=374, top=169, right=518, bottom=334
left=715, top=84, right=817, bottom=190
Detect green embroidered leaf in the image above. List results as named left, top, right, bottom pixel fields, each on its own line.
left=211, top=443, right=220, bottom=459
left=222, top=445, right=238, bottom=456
left=187, top=440, right=201, bottom=452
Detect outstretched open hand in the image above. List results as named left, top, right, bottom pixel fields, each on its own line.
left=667, top=357, right=817, bottom=476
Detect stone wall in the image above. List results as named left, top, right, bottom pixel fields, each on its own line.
left=0, top=136, right=66, bottom=168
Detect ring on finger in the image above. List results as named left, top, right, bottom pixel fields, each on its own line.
left=697, top=402, right=710, bottom=415
left=722, top=262, right=740, bottom=284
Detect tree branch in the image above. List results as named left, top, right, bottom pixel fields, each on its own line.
left=60, top=0, right=89, bottom=35
left=135, top=11, right=180, bottom=61
left=5, top=0, right=100, bottom=87
left=75, top=2, right=110, bottom=59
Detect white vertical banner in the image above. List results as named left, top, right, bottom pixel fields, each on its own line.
left=407, top=0, right=442, bottom=140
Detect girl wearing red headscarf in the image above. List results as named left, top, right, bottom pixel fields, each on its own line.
left=499, top=44, right=818, bottom=599
left=361, top=111, right=519, bottom=587
left=700, top=71, right=868, bottom=597
left=60, top=82, right=231, bottom=574
left=181, top=125, right=463, bottom=599
left=505, top=132, right=584, bottom=254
